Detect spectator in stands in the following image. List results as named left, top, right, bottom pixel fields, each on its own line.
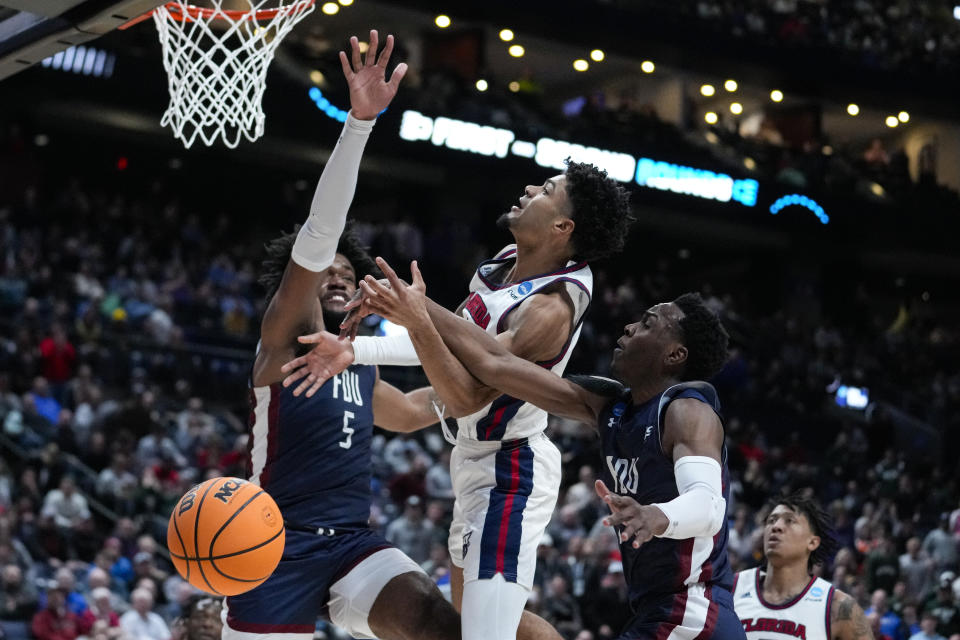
left=38, top=324, right=75, bottom=401
left=869, top=536, right=903, bottom=593
left=32, top=586, right=79, bottom=640
left=924, top=573, right=960, bottom=637
left=902, top=537, right=935, bottom=603
left=52, top=568, right=88, bottom=617
left=0, top=564, right=36, bottom=640
left=864, top=138, right=891, bottom=168
left=96, top=454, right=138, bottom=513
left=544, top=574, right=581, bottom=633
left=924, top=517, right=957, bottom=572
left=119, top=588, right=169, bottom=640
left=866, top=589, right=908, bottom=640
left=77, top=588, right=120, bottom=636
left=384, top=496, right=435, bottom=565
left=424, top=449, right=453, bottom=500
left=41, top=476, right=91, bottom=531
left=912, top=610, right=948, bottom=640
left=30, top=377, right=62, bottom=426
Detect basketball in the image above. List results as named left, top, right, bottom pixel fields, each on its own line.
left=167, top=477, right=285, bottom=596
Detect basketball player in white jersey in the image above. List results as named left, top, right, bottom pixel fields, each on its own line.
left=281, top=163, right=633, bottom=640
left=734, top=494, right=874, bottom=640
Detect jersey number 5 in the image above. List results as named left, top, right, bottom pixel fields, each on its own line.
left=340, top=411, right=355, bottom=449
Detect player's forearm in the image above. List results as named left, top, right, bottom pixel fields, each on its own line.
left=652, top=457, right=726, bottom=539
left=291, top=114, right=375, bottom=272
left=423, top=297, right=512, bottom=386
left=405, top=312, right=490, bottom=417
left=422, top=298, right=594, bottom=423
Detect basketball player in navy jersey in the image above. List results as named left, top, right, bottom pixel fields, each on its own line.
left=734, top=494, right=873, bottom=640
left=222, top=32, right=460, bottom=640
left=334, top=266, right=745, bottom=640
left=281, top=165, right=632, bottom=640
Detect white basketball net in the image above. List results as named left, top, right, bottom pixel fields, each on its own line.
left=153, top=0, right=315, bottom=148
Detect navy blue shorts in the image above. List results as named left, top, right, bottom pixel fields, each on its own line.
left=225, top=528, right=392, bottom=634
left=619, top=585, right=745, bottom=640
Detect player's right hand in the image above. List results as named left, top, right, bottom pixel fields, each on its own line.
left=280, top=331, right=355, bottom=397
left=340, top=30, right=408, bottom=121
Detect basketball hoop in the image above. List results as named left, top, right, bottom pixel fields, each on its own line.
left=125, top=1, right=315, bottom=148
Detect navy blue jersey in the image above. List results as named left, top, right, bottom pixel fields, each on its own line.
left=596, top=380, right=733, bottom=610
left=247, top=365, right=377, bottom=529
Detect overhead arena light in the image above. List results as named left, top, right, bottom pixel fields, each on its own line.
left=590, top=49, right=604, bottom=62
left=508, top=44, right=525, bottom=57
left=847, top=103, right=860, bottom=116
left=499, top=29, right=514, bottom=41
left=573, top=59, right=589, bottom=72
left=770, top=89, right=783, bottom=102
left=435, top=14, right=451, bottom=28
left=700, top=84, right=715, bottom=97
left=641, top=60, right=655, bottom=73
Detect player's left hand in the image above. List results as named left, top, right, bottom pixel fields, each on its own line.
left=358, top=257, right=430, bottom=329
left=340, top=30, right=408, bottom=121
left=280, top=331, right=355, bottom=397
left=595, top=479, right=669, bottom=549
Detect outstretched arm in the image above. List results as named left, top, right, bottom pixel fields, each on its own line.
left=361, top=259, right=605, bottom=425
left=255, top=31, right=406, bottom=385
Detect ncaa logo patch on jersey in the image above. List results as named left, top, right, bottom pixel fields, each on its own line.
left=607, top=402, right=626, bottom=428
left=509, top=281, right=534, bottom=300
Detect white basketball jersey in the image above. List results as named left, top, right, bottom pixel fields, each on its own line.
left=455, top=245, right=592, bottom=442
left=734, top=567, right=835, bottom=640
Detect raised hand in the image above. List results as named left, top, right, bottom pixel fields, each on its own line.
left=357, top=258, right=430, bottom=329
left=339, top=281, right=387, bottom=340
left=340, top=30, right=408, bottom=120
left=595, top=480, right=669, bottom=549
left=279, top=331, right=355, bottom=397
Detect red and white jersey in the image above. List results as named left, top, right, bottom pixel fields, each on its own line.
left=456, top=245, right=592, bottom=442
left=733, top=567, right=836, bottom=640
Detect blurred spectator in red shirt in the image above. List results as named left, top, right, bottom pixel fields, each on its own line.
left=38, top=325, right=75, bottom=386
left=31, top=587, right=79, bottom=640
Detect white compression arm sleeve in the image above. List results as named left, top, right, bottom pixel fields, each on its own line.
left=291, top=113, right=376, bottom=272
left=351, top=333, right=421, bottom=366
left=653, top=456, right=726, bottom=539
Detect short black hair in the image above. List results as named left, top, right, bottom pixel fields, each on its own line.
left=564, top=160, right=634, bottom=262
left=179, top=594, right=221, bottom=621
left=766, top=492, right=838, bottom=570
left=258, top=223, right=380, bottom=302
left=672, top=292, right=729, bottom=381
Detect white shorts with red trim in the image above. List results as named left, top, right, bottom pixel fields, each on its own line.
left=447, top=432, right=561, bottom=590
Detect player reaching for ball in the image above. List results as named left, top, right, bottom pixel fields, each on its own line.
left=281, top=164, right=633, bottom=640
left=221, top=32, right=460, bottom=640
left=313, top=259, right=744, bottom=639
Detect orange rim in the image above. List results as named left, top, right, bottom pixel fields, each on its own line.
left=119, top=0, right=314, bottom=29
left=165, top=0, right=314, bottom=21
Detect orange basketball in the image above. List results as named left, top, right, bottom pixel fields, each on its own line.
left=167, top=477, right=285, bottom=596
